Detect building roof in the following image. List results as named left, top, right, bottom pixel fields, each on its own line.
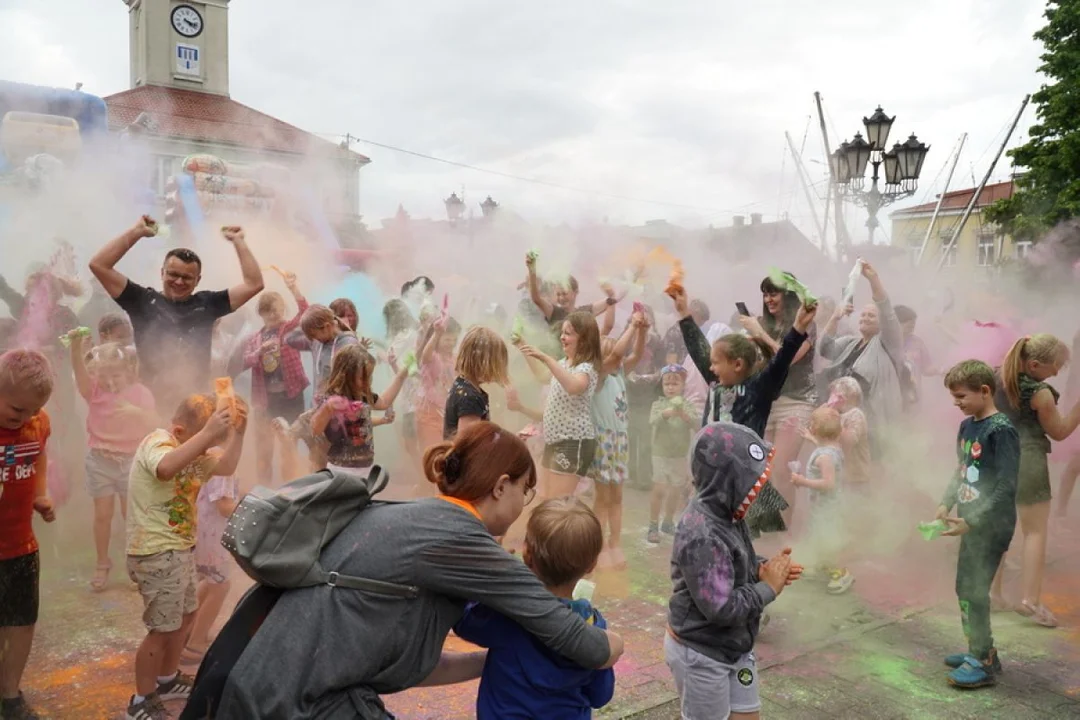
left=891, top=180, right=1014, bottom=216
left=103, top=85, right=369, bottom=163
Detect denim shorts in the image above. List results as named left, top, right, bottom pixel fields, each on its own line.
left=664, top=632, right=760, bottom=719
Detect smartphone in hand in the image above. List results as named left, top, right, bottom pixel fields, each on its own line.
left=735, top=302, right=751, bottom=317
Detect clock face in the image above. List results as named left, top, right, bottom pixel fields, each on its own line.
left=171, top=5, right=203, bottom=38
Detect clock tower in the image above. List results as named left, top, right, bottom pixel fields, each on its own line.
left=123, top=0, right=231, bottom=96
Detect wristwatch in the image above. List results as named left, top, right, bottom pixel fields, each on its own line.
left=605, top=296, right=618, bottom=306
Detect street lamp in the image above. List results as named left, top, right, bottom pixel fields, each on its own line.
left=444, top=192, right=465, bottom=224
left=831, top=106, right=929, bottom=245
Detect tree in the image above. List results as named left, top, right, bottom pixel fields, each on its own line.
left=986, top=0, right=1080, bottom=239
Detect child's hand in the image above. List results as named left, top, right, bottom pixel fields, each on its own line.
left=785, top=562, right=804, bottom=585
left=233, top=397, right=249, bottom=433
left=204, top=408, right=233, bottom=441
left=221, top=226, right=245, bottom=243
left=662, top=408, right=676, bottom=419
left=359, top=337, right=374, bottom=350
left=383, top=408, right=396, bottom=424
left=517, top=344, right=547, bottom=363
left=282, top=271, right=298, bottom=289
left=505, top=386, right=523, bottom=412
left=760, top=554, right=792, bottom=595
left=934, top=505, right=949, bottom=522
left=33, top=496, right=55, bottom=523
left=66, top=327, right=87, bottom=346
left=525, top=251, right=538, bottom=271
left=790, top=473, right=805, bottom=488
left=942, top=516, right=970, bottom=537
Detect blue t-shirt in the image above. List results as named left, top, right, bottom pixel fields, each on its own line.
left=454, top=598, right=615, bottom=720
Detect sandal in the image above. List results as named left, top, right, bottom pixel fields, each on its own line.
left=1017, top=600, right=1058, bottom=628
left=90, top=561, right=112, bottom=592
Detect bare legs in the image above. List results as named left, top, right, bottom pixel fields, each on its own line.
left=134, top=613, right=194, bottom=697
left=1017, top=501, right=1056, bottom=625
left=1056, top=452, right=1080, bottom=518
left=187, top=580, right=232, bottom=652
left=91, top=494, right=125, bottom=590
left=0, top=626, right=34, bottom=700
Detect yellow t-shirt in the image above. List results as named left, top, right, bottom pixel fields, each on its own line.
left=126, top=429, right=217, bottom=557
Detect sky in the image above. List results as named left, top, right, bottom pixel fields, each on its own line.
left=0, top=0, right=1047, bottom=239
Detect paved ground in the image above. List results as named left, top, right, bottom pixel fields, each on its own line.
left=20, top=481, right=1080, bottom=719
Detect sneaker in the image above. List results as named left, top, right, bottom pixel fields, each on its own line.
left=660, top=520, right=676, bottom=535
left=647, top=523, right=660, bottom=545
left=156, top=671, right=194, bottom=701
left=945, top=648, right=1001, bottom=673
left=126, top=694, right=167, bottom=720
left=827, top=569, right=855, bottom=595
left=1, top=693, right=40, bottom=720
left=948, top=654, right=998, bottom=688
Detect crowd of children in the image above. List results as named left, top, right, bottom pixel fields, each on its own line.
left=1, top=230, right=1079, bottom=720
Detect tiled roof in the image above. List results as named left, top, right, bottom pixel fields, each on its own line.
left=103, top=85, right=369, bottom=162
left=892, top=180, right=1014, bottom=216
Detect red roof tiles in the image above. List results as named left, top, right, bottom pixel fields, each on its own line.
left=892, top=180, right=1014, bottom=215
left=104, top=85, right=369, bottom=162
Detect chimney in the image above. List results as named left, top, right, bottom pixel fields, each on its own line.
left=733, top=215, right=745, bottom=227
left=750, top=213, right=763, bottom=225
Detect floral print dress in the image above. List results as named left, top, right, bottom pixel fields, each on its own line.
left=590, top=371, right=630, bottom=485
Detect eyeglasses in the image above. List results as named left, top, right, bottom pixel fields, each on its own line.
left=524, top=485, right=537, bottom=506
left=164, top=270, right=198, bottom=284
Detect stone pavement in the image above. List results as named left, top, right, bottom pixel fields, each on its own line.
left=20, top=486, right=1080, bottom=719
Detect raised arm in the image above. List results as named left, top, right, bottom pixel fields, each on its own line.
left=418, top=533, right=618, bottom=669
left=0, top=275, right=25, bottom=318
left=863, top=262, right=903, bottom=364
left=525, top=254, right=555, bottom=321
left=221, top=227, right=265, bottom=312
left=600, top=316, right=637, bottom=376
left=68, top=332, right=93, bottom=401
left=89, top=216, right=156, bottom=299
left=373, top=367, right=410, bottom=411
left=623, top=317, right=648, bottom=374
left=1033, top=388, right=1080, bottom=442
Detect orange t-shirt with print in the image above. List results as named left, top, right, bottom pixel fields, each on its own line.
left=0, top=410, right=50, bottom=560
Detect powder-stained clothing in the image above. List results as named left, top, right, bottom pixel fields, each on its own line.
left=242, top=298, right=310, bottom=410
left=650, top=396, right=696, bottom=459
left=940, top=413, right=1020, bottom=537
left=218, top=498, right=611, bottom=719
left=668, top=422, right=776, bottom=666
left=680, top=319, right=805, bottom=533
left=0, top=411, right=50, bottom=561
left=285, top=330, right=359, bottom=402
left=806, top=445, right=844, bottom=503
left=454, top=597, right=615, bottom=719
left=940, top=412, right=1019, bottom=660
left=995, top=373, right=1056, bottom=505
left=443, top=376, right=489, bottom=440
left=126, top=429, right=217, bottom=556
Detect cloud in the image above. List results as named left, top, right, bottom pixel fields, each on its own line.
left=0, top=0, right=1048, bottom=231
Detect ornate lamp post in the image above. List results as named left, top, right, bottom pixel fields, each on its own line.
left=480, top=195, right=499, bottom=218
left=831, top=106, right=929, bottom=244
left=444, top=192, right=465, bottom=225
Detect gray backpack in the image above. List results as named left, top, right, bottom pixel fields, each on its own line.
left=221, top=465, right=417, bottom=596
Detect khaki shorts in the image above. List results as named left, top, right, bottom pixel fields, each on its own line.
left=84, top=449, right=132, bottom=499
left=127, top=549, right=198, bottom=632
left=653, top=455, right=689, bottom=488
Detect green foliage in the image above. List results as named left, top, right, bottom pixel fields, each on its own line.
left=986, top=0, right=1080, bottom=239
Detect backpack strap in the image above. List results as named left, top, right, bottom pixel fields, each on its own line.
left=318, top=570, right=419, bottom=597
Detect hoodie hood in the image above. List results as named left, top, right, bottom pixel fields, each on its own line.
left=690, top=421, right=774, bottom=521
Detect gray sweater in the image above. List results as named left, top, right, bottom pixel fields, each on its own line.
left=818, top=296, right=904, bottom=423
left=217, top=498, right=611, bottom=719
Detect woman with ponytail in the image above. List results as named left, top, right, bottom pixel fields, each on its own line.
left=995, top=333, right=1080, bottom=627
left=218, top=421, right=622, bottom=719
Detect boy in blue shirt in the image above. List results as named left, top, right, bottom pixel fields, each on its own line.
left=454, top=497, right=615, bottom=719
left=936, top=359, right=1020, bottom=689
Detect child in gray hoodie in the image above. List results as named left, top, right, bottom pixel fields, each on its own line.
left=665, top=421, right=802, bottom=719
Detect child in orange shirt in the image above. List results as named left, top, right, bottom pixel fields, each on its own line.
left=0, top=349, right=57, bottom=720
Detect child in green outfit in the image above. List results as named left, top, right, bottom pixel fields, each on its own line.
left=647, top=365, right=695, bottom=544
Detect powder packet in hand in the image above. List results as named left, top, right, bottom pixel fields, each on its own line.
left=917, top=519, right=947, bottom=541
left=572, top=579, right=596, bottom=602
left=58, top=326, right=92, bottom=347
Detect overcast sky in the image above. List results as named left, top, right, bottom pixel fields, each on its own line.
left=0, top=0, right=1046, bottom=238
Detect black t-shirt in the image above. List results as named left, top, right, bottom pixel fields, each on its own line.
left=443, top=376, right=489, bottom=440
left=115, top=280, right=232, bottom=402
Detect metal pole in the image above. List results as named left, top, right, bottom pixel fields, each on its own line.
left=785, top=131, right=826, bottom=251
left=916, top=133, right=967, bottom=264
left=815, top=91, right=849, bottom=260
left=936, top=95, right=1031, bottom=273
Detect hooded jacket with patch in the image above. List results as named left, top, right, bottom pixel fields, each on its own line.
left=668, top=421, right=777, bottom=665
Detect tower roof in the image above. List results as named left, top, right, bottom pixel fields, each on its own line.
left=104, top=85, right=369, bottom=162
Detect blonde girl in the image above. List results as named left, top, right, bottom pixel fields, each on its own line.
left=443, top=326, right=510, bottom=440
left=311, top=345, right=409, bottom=476
left=518, top=310, right=603, bottom=499
left=589, top=311, right=648, bottom=569
left=68, top=333, right=156, bottom=591
left=996, top=333, right=1080, bottom=626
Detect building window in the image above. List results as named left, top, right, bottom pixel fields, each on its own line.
left=939, top=229, right=957, bottom=267
left=1015, top=240, right=1033, bottom=260
left=976, top=230, right=996, bottom=267
left=153, top=156, right=181, bottom=197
